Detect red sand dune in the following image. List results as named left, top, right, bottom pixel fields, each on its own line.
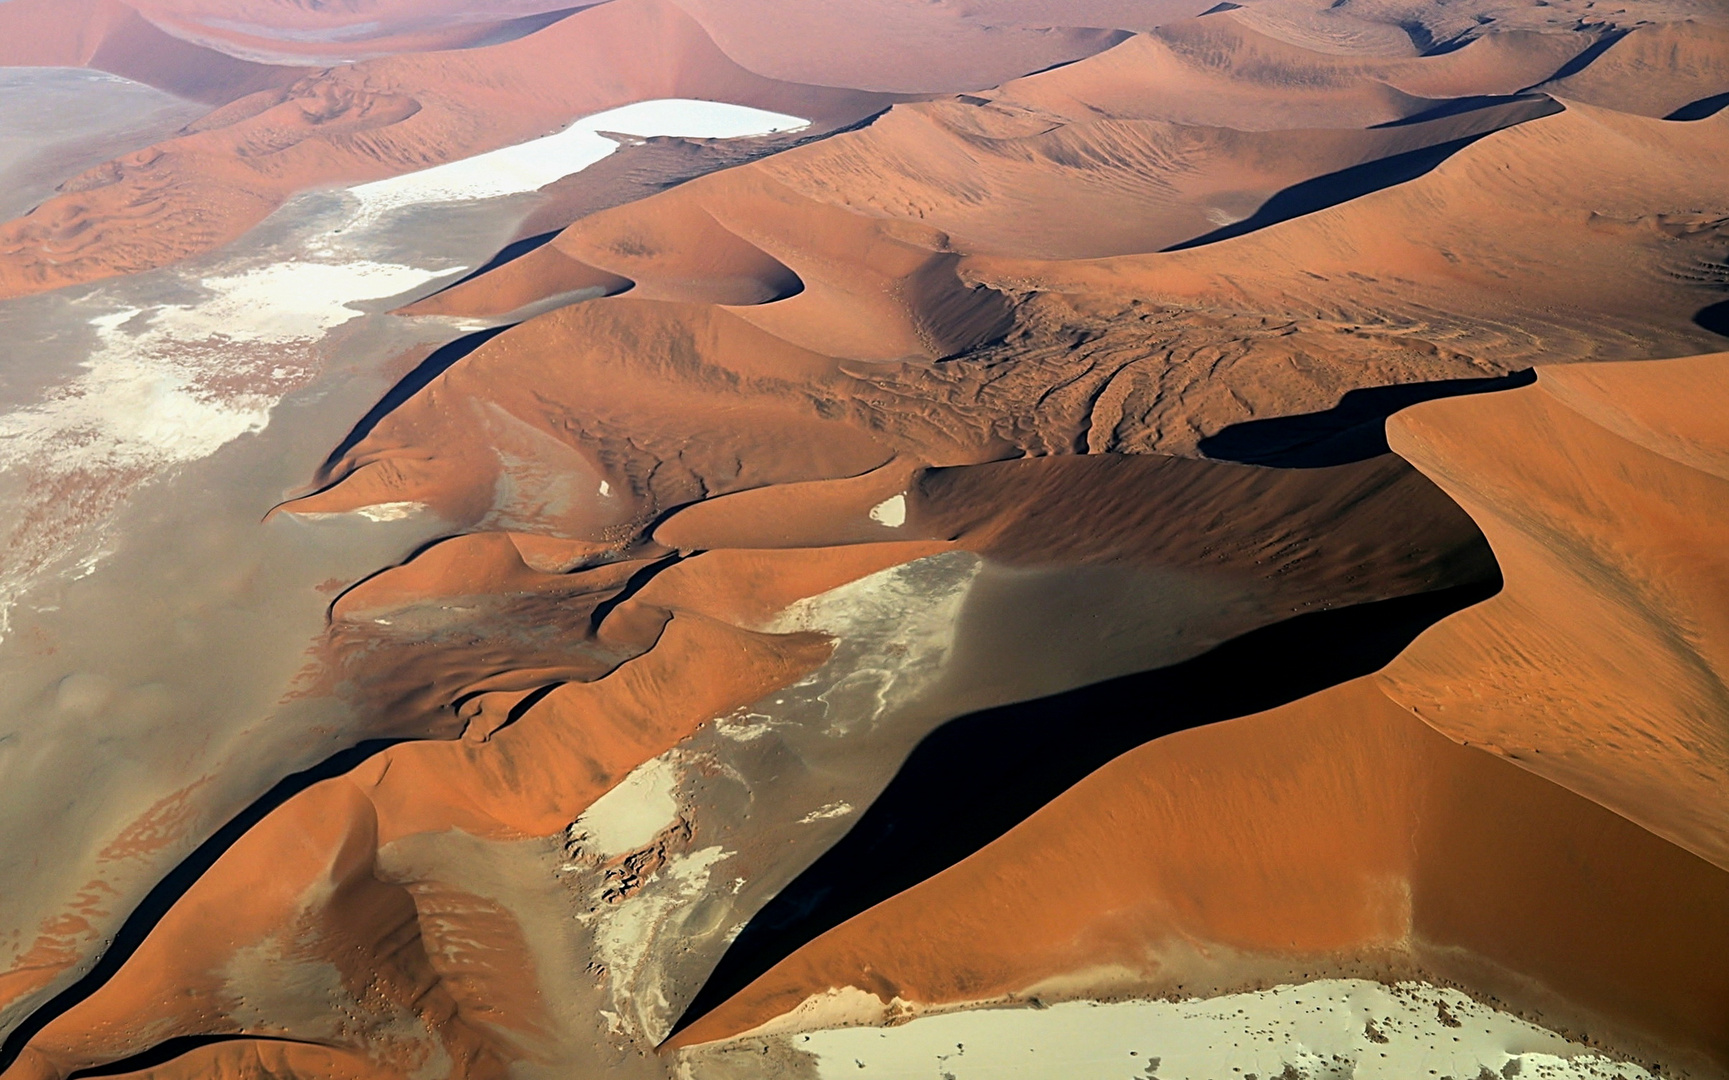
left=0, top=0, right=895, bottom=299
left=1383, top=352, right=1729, bottom=869
left=0, top=0, right=1164, bottom=299
left=669, top=676, right=1729, bottom=1075
left=5, top=438, right=1498, bottom=1078
left=668, top=353, right=1729, bottom=1072
left=971, top=102, right=1729, bottom=363
left=2, top=3, right=1727, bottom=1078
left=1542, top=20, right=1729, bottom=117
left=0, top=0, right=307, bottom=104
left=5, top=607, right=832, bottom=1080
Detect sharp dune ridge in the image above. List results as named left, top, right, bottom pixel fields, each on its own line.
left=0, top=0, right=1725, bottom=1078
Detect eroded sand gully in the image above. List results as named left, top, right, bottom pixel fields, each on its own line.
left=0, top=0, right=1727, bottom=1077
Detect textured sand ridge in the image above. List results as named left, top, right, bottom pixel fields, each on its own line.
left=0, top=0, right=1725, bottom=1078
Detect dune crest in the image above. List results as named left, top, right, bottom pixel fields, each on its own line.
left=1382, top=352, right=1729, bottom=869
left=670, top=678, right=1729, bottom=1075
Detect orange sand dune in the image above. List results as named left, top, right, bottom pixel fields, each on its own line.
left=408, top=95, right=1550, bottom=301
left=1382, top=352, right=1729, bottom=869
left=657, top=452, right=1493, bottom=616
left=407, top=165, right=1020, bottom=359
left=667, top=352, right=1729, bottom=1072
left=4, top=605, right=833, bottom=1080
left=662, top=0, right=1134, bottom=94
left=289, top=299, right=916, bottom=540
left=974, top=102, right=1729, bottom=362
left=413, top=19, right=1591, bottom=323
left=0, top=0, right=307, bottom=104
left=672, top=677, right=1729, bottom=1075
left=977, top=16, right=1581, bottom=130
left=129, top=0, right=1133, bottom=76
left=3, top=2, right=1725, bottom=1077
left=0, top=0, right=1174, bottom=299
left=505, top=126, right=820, bottom=244
left=740, top=95, right=1553, bottom=261
left=1542, top=20, right=1729, bottom=118
left=0, top=0, right=895, bottom=299
left=123, top=0, right=600, bottom=64
left=1219, top=0, right=1723, bottom=58
left=1, top=445, right=1500, bottom=1078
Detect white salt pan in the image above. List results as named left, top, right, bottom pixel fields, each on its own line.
left=779, top=980, right=1655, bottom=1080
left=568, top=754, right=682, bottom=858
left=346, top=98, right=809, bottom=225
left=868, top=494, right=907, bottom=528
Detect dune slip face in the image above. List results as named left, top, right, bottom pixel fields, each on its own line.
left=0, top=0, right=1726, bottom=1079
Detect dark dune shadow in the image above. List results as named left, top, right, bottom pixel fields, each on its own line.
left=1161, top=127, right=1540, bottom=252
left=1197, top=369, right=1536, bottom=468
left=588, top=552, right=687, bottom=633
left=1373, top=92, right=1558, bottom=128
left=317, top=324, right=515, bottom=478
left=469, top=5, right=592, bottom=49
left=1402, top=19, right=1461, bottom=55
left=68, top=1035, right=320, bottom=1079
left=0, top=740, right=411, bottom=1075
left=1526, top=28, right=1630, bottom=87
left=669, top=576, right=1500, bottom=1042
left=1696, top=299, right=1729, bottom=338
left=426, top=230, right=561, bottom=296
left=1667, top=92, right=1729, bottom=121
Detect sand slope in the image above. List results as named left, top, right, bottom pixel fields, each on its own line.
left=670, top=677, right=1729, bottom=1075
left=0, top=0, right=308, bottom=104
left=1542, top=21, right=1729, bottom=118
left=1382, top=352, right=1729, bottom=869
left=972, top=102, right=1729, bottom=361
left=666, top=354, right=1729, bottom=1073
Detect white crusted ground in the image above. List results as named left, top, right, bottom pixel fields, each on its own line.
left=0, top=97, right=809, bottom=633
left=765, top=980, right=1654, bottom=1080
left=345, top=99, right=809, bottom=226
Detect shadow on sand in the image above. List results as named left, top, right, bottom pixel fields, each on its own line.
left=67, top=1035, right=322, bottom=1079
left=0, top=740, right=412, bottom=1075
left=427, top=230, right=561, bottom=296
left=670, top=575, right=1500, bottom=1042
left=1667, top=92, right=1729, bottom=121
left=317, top=324, right=516, bottom=478
left=1694, top=298, right=1729, bottom=339
left=1162, top=100, right=1558, bottom=253
left=1197, top=370, right=1536, bottom=468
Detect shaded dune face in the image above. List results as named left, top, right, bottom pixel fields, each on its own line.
left=670, top=677, right=1729, bottom=1075
left=667, top=355, right=1729, bottom=1076
left=1, top=1, right=1727, bottom=1078
left=1, top=452, right=1497, bottom=1079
